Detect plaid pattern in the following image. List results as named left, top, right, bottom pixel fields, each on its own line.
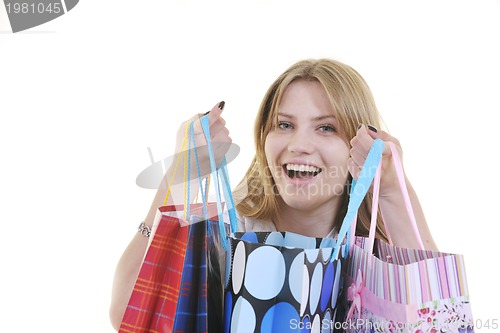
left=119, top=213, right=189, bottom=333
left=172, top=220, right=215, bottom=333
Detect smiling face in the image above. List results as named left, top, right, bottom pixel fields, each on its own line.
left=264, top=79, right=351, bottom=214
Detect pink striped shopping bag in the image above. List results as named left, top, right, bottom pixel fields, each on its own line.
left=341, top=237, right=474, bottom=332
left=338, top=143, right=474, bottom=332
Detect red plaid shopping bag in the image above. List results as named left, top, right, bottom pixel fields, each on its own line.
left=119, top=203, right=225, bottom=333
left=119, top=206, right=189, bottom=333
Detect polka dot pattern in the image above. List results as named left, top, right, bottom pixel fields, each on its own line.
left=300, top=315, right=311, bottom=333
left=225, top=231, right=347, bottom=333
left=309, top=263, right=323, bottom=314
left=245, top=246, right=286, bottom=300
left=300, top=265, right=310, bottom=317
left=311, top=314, right=321, bottom=333
left=261, top=302, right=299, bottom=333
left=322, top=310, right=333, bottom=333
left=289, top=253, right=305, bottom=303
left=232, top=242, right=246, bottom=294
left=231, top=296, right=256, bottom=333
left=320, top=262, right=335, bottom=312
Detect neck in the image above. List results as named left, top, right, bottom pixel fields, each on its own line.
left=273, top=198, right=340, bottom=238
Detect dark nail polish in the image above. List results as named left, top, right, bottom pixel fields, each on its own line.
left=203, top=111, right=210, bottom=115
left=367, top=125, right=378, bottom=133
left=218, top=101, right=225, bottom=110
left=357, top=124, right=363, bottom=130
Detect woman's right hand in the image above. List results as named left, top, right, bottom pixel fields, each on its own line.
left=171, top=101, right=232, bottom=183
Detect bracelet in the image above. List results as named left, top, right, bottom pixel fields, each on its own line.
left=138, top=222, right=151, bottom=237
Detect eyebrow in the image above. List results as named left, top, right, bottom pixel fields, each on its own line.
left=277, top=112, right=337, bottom=121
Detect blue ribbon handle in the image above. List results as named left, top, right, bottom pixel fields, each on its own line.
left=199, top=115, right=238, bottom=249
left=332, top=138, right=385, bottom=261
left=218, top=157, right=238, bottom=233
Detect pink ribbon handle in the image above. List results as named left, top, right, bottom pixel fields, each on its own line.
left=385, top=142, right=425, bottom=250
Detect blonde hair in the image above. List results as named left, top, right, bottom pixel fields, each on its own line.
left=233, top=58, right=388, bottom=241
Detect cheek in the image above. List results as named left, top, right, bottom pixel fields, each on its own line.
left=264, top=135, right=284, bottom=181
left=324, top=142, right=351, bottom=178
left=264, top=134, right=278, bottom=164
left=263, top=137, right=272, bottom=164
left=263, top=136, right=274, bottom=176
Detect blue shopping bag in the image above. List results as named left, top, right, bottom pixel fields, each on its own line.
left=224, top=231, right=345, bottom=333
left=173, top=216, right=223, bottom=333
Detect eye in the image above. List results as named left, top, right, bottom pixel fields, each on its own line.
left=277, top=121, right=293, bottom=130
left=318, top=124, right=337, bottom=133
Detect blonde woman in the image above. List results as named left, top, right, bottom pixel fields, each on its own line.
left=109, top=58, right=437, bottom=330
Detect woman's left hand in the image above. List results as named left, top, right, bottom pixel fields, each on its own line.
left=347, top=124, right=403, bottom=197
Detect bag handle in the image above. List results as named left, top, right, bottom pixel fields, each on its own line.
left=199, top=114, right=238, bottom=249
left=332, top=138, right=385, bottom=261
left=364, top=160, right=382, bottom=255
left=350, top=141, right=425, bottom=254
left=160, top=114, right=237, bottom=246
left=160, top=118, right=205, bottom=221
left=163, top=120, right=191, bottom=208
left=383, top=142, right=424, bottom=250
left=188, top=120, right=210, bottom=218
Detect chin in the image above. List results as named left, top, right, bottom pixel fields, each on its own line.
left=280, top=195, right=322, bottom=212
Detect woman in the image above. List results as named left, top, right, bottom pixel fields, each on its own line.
left=109, top=58, right=438, bottom=330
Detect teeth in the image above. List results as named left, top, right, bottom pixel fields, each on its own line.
left=286, top=164, right=320, bottom=173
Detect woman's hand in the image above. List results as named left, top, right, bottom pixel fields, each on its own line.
left=347, top=124, right=403, bottom=198
left=348, top=124, right=438, bottom=250
left=171, top=101, right=232, bottom=183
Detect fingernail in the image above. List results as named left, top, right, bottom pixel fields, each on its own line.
left=218, top=101, right=225, bottom=110
left=357, top=124, right=363, bottom=130
left=367, top=124, right=378, bottom=133
left=203, top=111, right=210, bottom=115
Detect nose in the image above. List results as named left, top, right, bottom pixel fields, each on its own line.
left=287, top=129, right=314, bottom=154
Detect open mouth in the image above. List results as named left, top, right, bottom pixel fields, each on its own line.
left=283, top=163, right=322, bottom=179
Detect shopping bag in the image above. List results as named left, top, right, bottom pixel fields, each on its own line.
left=119, top=205, right=218, bottom=333
left=223, top=139, right=386, bottom=333
left=339, top=142, right=475, bottom=332
left=174, top=210, right=228, bottom=332
left=343, top=237, right=474, bottom=332
left=224, top=231, right=344, bottom=333
left=119, top=115, right=237, bottom=333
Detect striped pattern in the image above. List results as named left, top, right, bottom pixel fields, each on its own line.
left=348, top=237, right=470, bottom=305
left=119, top=213, right=189, bottom=333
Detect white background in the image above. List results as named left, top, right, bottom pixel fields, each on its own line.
left=1, top=0, right=499, bottom=332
